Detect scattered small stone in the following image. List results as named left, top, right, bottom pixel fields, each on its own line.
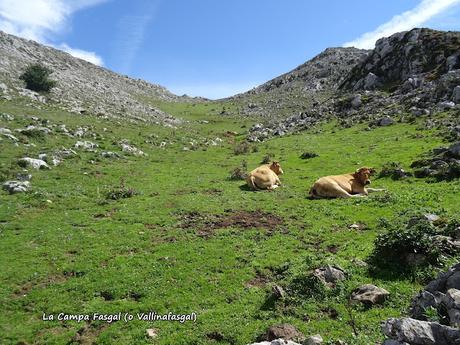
left=313, top=265, right=346, bottom=287
left=271, top=284, right=286, bottom=300
left=75, top=140, right=98, bottom=150
left=351, top=284, right=389, bottom=305
left=146, top=328, right=158, bottom=338
left=101, top=151, right=120, bottom=158
left=261, top=324, right=305, bottom=343
left=304, top=334, right=323, bottom=345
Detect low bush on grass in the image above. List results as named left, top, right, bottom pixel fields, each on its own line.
left=300, top=151, right=319, bottom=159
left=105, top=178, right=139, bottom=200
left=229, top=161, right=248, bottom=180
left=369, top=213, right=460, bottom=277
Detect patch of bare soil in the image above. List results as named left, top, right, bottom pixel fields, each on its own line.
left=71, top=323, right=109, bottom=345
left=180, top=210, right=284, bottom=237
left=12, top=274, right=70, bottom=298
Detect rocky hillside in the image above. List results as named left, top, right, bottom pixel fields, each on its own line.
left=0, top=31, right=194, bottom=125
left=229, top=47, right=369, bottom=118
left=241, top=28, right=460, bottom=142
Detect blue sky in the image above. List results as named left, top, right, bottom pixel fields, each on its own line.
left=1, top=0, right=460, bottom=99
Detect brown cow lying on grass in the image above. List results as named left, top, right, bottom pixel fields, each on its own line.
left=246, top=161, right=284, bottom=190
left=309, top=167, right=385, bottom=198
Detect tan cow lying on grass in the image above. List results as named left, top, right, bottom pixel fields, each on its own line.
left=309, top=167, right=385, bottom=198
left=246, top=161, right=284, bottom=190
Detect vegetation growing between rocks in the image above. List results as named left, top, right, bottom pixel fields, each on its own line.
left=19, top=63, right=57, bottom=93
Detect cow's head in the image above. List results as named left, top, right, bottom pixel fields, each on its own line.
left=353, top=167, right=374, bottom=185
left=270, top=161, right=284, bottom=175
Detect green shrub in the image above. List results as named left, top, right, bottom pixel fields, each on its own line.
left=19, top=63, right=57, bottom=92
left=105, top=179, right=138, bottom=200
left=229, top=161, right=247, bottom=180
left=369, top=214, right=460, bottom=274
left=233, top=141, right=251, bottom=155
left=300, top=151, right=319, bottom=159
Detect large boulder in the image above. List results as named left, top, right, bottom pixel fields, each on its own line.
left=382, top=317, right=460, bottom=345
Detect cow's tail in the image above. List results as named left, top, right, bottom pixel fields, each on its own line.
left=247, top=175, right=258, bottom=190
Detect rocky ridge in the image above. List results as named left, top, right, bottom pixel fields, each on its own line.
left=0, top=31, right=199, bottom=125
left=240, top=28, right=460, bottom=142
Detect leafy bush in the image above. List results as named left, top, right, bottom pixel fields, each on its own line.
left=260, top=154, right=273, bottom=164
left=233, top=141, right=257, bottom=155
left=19, top=63, right=57, bottom=92
left=369, top=214, right=460, bottom=274
left=105, top=179, right=138, bottom=200
left=229, top=161, right=247, bottom=180
left=300, top=151, right=319, bottom=159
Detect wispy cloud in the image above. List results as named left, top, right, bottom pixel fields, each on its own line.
left=343, top=0, right=460, bottom=49
left=168, top=81, right=260, bottom=100
left=114, top=3, right=158, bottom=74
left=0, top=0, right=107, bottom=65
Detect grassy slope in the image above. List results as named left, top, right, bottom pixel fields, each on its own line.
left=0, top=99, right=459, bottom=345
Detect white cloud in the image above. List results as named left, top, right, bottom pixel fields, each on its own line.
left=0, top=0, right=107, bottom=65
left=168, top=81, right=260, bottom=100
left=57, top=43, right=104, bottom=65
left=343, top=0, right=460, bottom=49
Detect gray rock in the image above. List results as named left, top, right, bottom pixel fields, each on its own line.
left=444, top=289, right=460, bottom=327
left=382, top=340, right=409, bottom=345
left=363, top=72, right=381, bottom=90
left=452, top=85, right=460, bottom=103
left=439, top=101, right=455, bottom=110
left=314, top=265, right=346, bottom=286
left=304, top=334, right=323, bottom=345
left=2, top=180, right=31, bottom=194
left=447, top=143, right=460, bottom=159
left=74, top=140, right=98, bottom=150
left=261, top=324, right=305, bottom=343
left=271, top=284, right=286, bottom=300
left=351, top=284, right=389, bottom=305
left=119, top=142, right=145, bottom=156
left=377, top=116, right=395, bottom=126
left=382, top=317, right=460, bottom=345
left=101, top=151, right=121, bottom=158
left=351, top=94, right=362, bottom=109
left=410, top=290, right=444, bottom=320
left=247, top=340, right=302, bottom=345
left=18, top=157, right=49, bottom=170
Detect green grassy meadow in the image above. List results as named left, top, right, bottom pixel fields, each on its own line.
left=1, top=99, right=459, bottom=345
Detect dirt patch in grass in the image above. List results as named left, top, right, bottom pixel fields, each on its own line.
left=179, top=210, right=284, bottom=237
left=71, top=322, right=109, bottom=345
left=245, top=274, right=270, bottom=288
left=12, top=273, right=69, bottom=298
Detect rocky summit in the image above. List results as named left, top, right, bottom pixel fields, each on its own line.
left=230, top=28, right=460, bottom=142
left=0, top=31, right=200, bottom=125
